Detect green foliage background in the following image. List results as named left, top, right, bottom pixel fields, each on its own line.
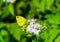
left=0, top=0, right=60, bottom=42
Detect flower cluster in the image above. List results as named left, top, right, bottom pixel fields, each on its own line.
left=26, top=18, right=41, bottom=35
left=3, top=0, right=16, bottom=3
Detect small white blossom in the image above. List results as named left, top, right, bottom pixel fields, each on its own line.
left=33, top=30, right=40, bottom=35
left=34, top=23, right=41, bottom=29
left=26, top=19, right=41, bottom=35
left=26, top=23, right=41, bottom=35
left=3, top=0, right=16, bottom=3
left=27, top=18, right=37, bottom=24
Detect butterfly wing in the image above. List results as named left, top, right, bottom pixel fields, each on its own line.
left=16, top=16, right=26, bottom=26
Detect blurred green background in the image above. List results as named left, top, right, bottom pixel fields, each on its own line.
left=0, top=0, right=60, bottom=42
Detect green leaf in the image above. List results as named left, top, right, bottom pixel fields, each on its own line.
left=0, top=0, right=3, bottom=6
left=45, top=12, right=60, bottom=24
left=8, top=4, right=15, bottom=16
left=17, top=1, right=25, bottom=8
left=0, top=10, right=2, bottom=15
left=40, top=31, right=49, bottom=39
left=0, top=36, right=4, bottom=42
left=0, top=22, right=5, bottom=29
left=46, top=0, right=54, bottom=10
left=16, top=1, right=28, bottom=15
left=1, top=7, right=9, bottom=19
left=32, top=40, right=36, bottom=42
left=48, top=30, right=60, bottom=42
left=56, top=0, right=60, bottom=8
left=26, top=10, right=32, bottom=19
left=39, top=0, right=46, bottom=12
left=21, top=38, right=27, bottom=42
left=55, top=36, right=60, bottom=42
left=17, top=1, right=27, bottom=8
left=1, top=29, right=9, bottom=36
left=26, top=34, right=32, bottom=37
left=6, top=23, right=23, bottom=41
left=32, top=0, right=40, bottom=8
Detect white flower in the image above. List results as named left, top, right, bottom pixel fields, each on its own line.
left=26, top=25, right=32, bottom=33
left=33, top=30, right=40, bottom=35
left=27, top=18, right=37, bottom=24
left=34, top=23, right=41, bottom=29
left=26, top=22, right=41, bottom=35
left=3, top=0, right=16, bottom=3
left=26, top=18, right=41, bottom=35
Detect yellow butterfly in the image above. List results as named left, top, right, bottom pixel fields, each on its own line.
left=16, top=16, right=26, bottom=26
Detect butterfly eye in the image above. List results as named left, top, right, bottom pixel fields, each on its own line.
left=16, top=16, right=20, bottom=19
left=17, top=16, right=19, bottom=18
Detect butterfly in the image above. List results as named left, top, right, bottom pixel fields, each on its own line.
left=16, top=16, right=26, bottom=26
